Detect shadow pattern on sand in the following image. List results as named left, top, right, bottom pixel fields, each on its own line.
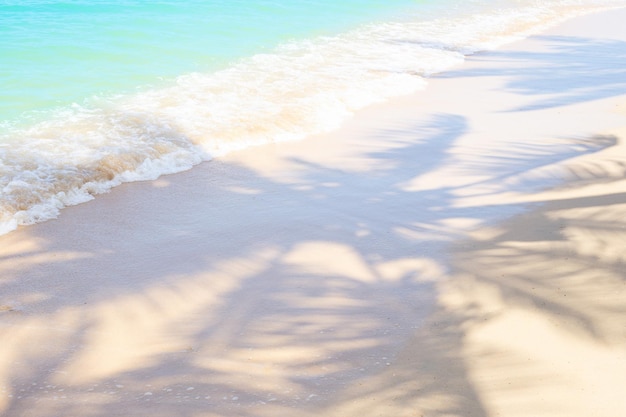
left=1, top=34, right=626, bottom=417
left=439, top=35, right=626, bottom=112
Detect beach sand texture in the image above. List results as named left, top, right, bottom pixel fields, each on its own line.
left=1, top=8, right=626, bottom=417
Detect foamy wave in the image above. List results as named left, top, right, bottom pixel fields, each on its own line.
left=0, top=110, right=206, bottom=235
left=0, top=0, right=621, bottom=235
left=119, top=0, right=617, bottom=154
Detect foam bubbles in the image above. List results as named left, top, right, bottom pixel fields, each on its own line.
left=0, top=0, right=621, bottom=235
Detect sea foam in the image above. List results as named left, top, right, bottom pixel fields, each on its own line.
left=0, top=0, right=623, bottom=235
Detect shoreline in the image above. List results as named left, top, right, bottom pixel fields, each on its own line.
left=1, top=2, right=620, bottom=238
left=1, top=8, right=626, bottom=417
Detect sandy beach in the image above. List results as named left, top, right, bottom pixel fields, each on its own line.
left=2, top=7, right=626, bottom=417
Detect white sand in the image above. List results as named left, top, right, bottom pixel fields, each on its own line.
left=1, top=8, right=626, bottom=417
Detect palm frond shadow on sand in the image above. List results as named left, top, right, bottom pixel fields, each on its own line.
left=438, top=35, right=626, bottom=112
left=2, top=105, right=624, bottom=417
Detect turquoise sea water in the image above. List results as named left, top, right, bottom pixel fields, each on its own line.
left=1, top=0, right=425, bottom=122
left=1, top=0, right=625, bottom=234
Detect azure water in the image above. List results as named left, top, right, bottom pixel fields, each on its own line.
left=1, top=0, right=424, bottom=122
left=1, top=0, right=624, bottom=235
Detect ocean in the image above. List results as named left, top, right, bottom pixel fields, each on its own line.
left=1, top=0, right=624, bottom=235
